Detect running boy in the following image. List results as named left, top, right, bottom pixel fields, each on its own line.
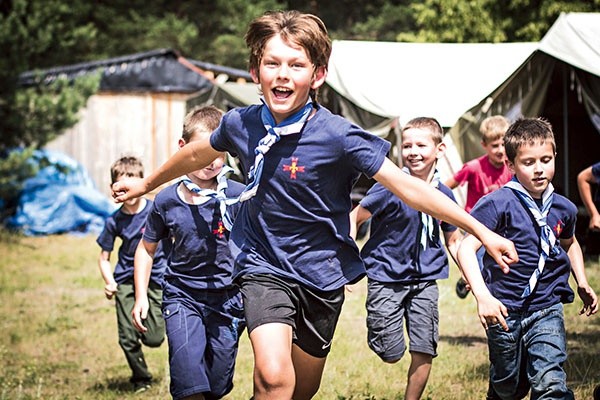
left=132, top=106, right=246, bottom=400
left=113, top=10, right=517, bottom=400
left=457, top=117, right=598, bottom=399
left=96, top=156, right=167, bottom=393
left=350, top=117, right=462, bottom=400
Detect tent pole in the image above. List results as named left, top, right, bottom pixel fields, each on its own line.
left=562, top=66, right=569, bottom=197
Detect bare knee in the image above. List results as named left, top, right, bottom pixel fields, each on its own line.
left=254, top=359, right=295, bottom=398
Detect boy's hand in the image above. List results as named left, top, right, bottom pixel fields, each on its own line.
left=104, top=282, right=118, bottom=300
left=112, top=177, right=146, bottom=203
left=476, top=293, right=509, bottom=331
left=590, top=214, right=600, bottom=232
left=132, top=297, right=150, bottom=333
left=481, top=231, right=518, bottom=274
left=577, top=285, right=599, bottom=316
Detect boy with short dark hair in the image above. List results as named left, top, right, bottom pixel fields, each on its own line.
left=350, top=117, right=462, bottom=400
left=132, top=105, right=246, bottom=400
left=113, top=10, right=517, bottom=400
left=96, top=156, right=167, bottom=393
left=457, top=117, right=598, bottom=399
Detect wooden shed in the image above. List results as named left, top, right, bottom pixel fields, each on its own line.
left=19, top=49, right=253, bottom=197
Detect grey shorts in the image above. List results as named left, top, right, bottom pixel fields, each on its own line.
left=366, top=280, right=439, bottom=362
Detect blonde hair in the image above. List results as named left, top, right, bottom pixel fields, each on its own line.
left=182, top=105, right=224, bottom=144
left=110, top=156, right=143, bottom=184
left=480, top=115, right=509, bottom=144
left=402, top=117, right=444, bottom=144
left=245, top=10, right=331, bottom=101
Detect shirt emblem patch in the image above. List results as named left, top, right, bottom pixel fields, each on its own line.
left=213, top=221, right=226, bottom=238
left=283, top=157, right=305, bottom=179
left=553, top=220, right=564, bottom=237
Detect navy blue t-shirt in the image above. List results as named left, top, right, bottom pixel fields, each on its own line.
left=210, top=104, right=391, bottom=291
left=470, top=187, right=577, bottom=312
left=360, top=182, right=458, bottom=283
left=143, top=179, right=245, bottom=291
left=96, top=199, right=167, bottom=285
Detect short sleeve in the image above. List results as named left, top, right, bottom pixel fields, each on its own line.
left=96, top=217, right=116, bottom=252
left=344, top=124, right=391, bottom=178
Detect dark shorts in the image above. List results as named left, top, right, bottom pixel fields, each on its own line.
left=238, top=273, right=345, bottom=358
left=366, top=280, right=439, bottom=362
left=162, top=283, right=245, bottom=400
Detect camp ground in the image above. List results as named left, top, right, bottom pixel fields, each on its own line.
left=13, top=12, right=600, bottom=239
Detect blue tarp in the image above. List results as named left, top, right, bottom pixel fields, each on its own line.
left=5, top=149, right=117, bottom=235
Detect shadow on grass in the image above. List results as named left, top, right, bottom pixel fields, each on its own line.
left=88, top=377, right=132, bottom=394
left=442, top=329, right=600, bottom=394
left=439, top=334, right=487, bottom=347
left=566, top=330, right=600, bottom=388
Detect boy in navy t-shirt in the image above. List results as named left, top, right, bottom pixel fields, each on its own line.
left=113, top=10, right=517, bottom=400
left=96, top=156, right=167, bottom=393
left=132, top=106, right=245, bottom=400
left=458, top=117, right=598, bottom=399
left=350, top=117, right=462, bottom=400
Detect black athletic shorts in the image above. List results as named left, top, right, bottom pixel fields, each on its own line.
left=238, top=273, right=345, bottom=358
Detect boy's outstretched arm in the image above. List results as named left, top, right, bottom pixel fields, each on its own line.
left=112, top=135, right=221, bottom=202
left=560, top=236, right=599, bottom=316
left=374, top=158, right=518, bottom=270
left=577, top=166, right=600, bottom=231
left=457, top=234, right=509, bottom=331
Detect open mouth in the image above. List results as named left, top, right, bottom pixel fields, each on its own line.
left=273, top=87, right=292, bottom=99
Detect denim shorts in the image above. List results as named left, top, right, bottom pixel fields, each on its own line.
left=238, top=273, right=345, bottom=358
left=162, top=283, right=245, bottom=400
left=366, top=280, right=439, bottom=362
left=486, top=303, right=574, bottom=400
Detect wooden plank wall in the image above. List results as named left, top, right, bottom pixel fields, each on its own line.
left=46, top=92, right=189, bottom=197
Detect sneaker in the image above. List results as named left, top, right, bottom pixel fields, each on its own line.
left=455, top=277, right=470, bottom=299
left=133, top=381, right=151, bottom=394
left=594, top=384, right=600, bottom=400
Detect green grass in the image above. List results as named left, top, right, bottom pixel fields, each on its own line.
left=0, top=232, right=599, bottom=399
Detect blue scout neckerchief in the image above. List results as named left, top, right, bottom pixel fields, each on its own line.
left=402, top=167, right=440, bottom=250
left=180, top=165, right=236, bottom=231
left=504, top=177, right=559, bottom=298
left=238, top=97, right=313, bottom=202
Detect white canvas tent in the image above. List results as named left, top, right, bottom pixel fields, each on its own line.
left=449, top=12, right=600, bottom=201
left=324, top=38, right=538, bottom=186
left=326, top=40, right=538, bottom=128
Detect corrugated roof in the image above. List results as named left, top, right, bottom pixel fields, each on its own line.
left=18, top=48, right=251, bottom=93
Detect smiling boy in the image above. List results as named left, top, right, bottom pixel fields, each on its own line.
left=112, top=10, right=517, bottom=400
left=350, top=117, right=462, bottom=400
left=457, top=117, right=598, bottom=399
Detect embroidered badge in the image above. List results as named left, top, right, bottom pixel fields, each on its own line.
left=553, top=220, right=564, bottom=237
left=213, top=221, right=226, bottom=238
left=283, top=157, right=305, bottom=179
